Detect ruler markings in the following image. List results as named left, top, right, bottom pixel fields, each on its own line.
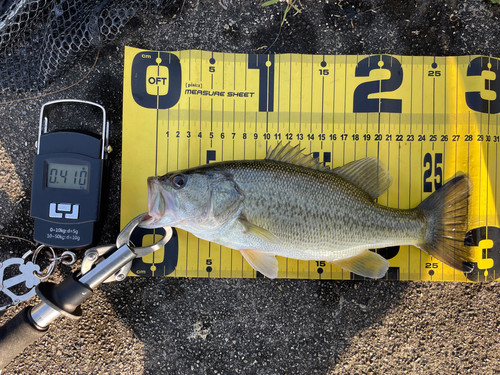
left=243, top=101, right=246, bottom=158
left=365, top=112, right=368, bottom=157
left=229, top=248, right=232, bottom=279
left=486, top=137, right=489, bottom=259
left=197, top=236, right=200, bottom=278
left=443, top=60, right=448, bottom=280
left=432, top=69, right=435, bottom=151
left=409, top=56, right=414, bottom=279
left=233, top=50, right=236, bottom=165
left=210, top=99, right=213, bottom=148
left=420, top=54, right=423, bottom=240
left=443, top=56, right=447, bottom=164
left=153, top=53, right=161, bottom=275
left=156, top=57, right=160, bottom=177
left=254, top=113, right=257, bottom=160
left=485, top=58, right=491, bottom=264
left=479, top=111, right=482, bottom=223
left=277, top=54, right=280, bottom=135
left=443, top=62, right=447, bottom=280
left=233, top=100, right=235, bottom=160
left=288, top=54, right=291, bottom=137
left=184, top=229, right=188, bottom=277
left=244, top=54, right=248, bottom=92
left=222, top=100, right=224, bottom=160
left=308, top=55, right=314, bottom=152
left=496, top=115, right=499, bottom=277
left=300, top=54, right=303, bottom=148
left=321, top=55, right=325, bottom=148
left=438, top=60, right=443, bottom=281
left=376, top=55, right=381, bottom=184
left=343, top=56, right=347, bottom=165
left=433, top=56, right=436, bottom=135
left=354, top=62, right=357, bottom=160
left=454, top=58, right=459, bottom=281
left=123, top=48, right=500, bottom=281
left=332, top=55, right=336, bottom=165
left=398, top=113, right=403, bottom=279
left=467, top=109, right=471, bottom=249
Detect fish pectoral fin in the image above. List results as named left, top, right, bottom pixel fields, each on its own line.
left=238, top=218, right=280, bottom=244
left=240, top=249, right=279, bottom=279
left=330, top=250, right=389, bottom=279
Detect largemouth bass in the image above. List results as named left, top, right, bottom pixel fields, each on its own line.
left=140, top=143, right=474, bottom=279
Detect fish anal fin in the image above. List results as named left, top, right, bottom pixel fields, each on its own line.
left=238, top=218, right=280, bottom=244
left=332, top=158, right=393, bottom=199
left=240, top=249, right=279, bottom=279
left=330, top=250, right=389, bottom=279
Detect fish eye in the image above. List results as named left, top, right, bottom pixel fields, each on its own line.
left=171, top=174, right=186, bottom=189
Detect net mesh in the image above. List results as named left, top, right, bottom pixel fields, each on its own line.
left=0, top=0, right=168, bottom=93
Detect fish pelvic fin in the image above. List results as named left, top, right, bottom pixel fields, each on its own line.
left=240, top=249, right=279, bottom=279
left=332, top=158, right=393, bottom=199
left=330, top=250, right=389, bottom=279
left=266, top=142, right=330, bottom=171
left=417, top=174, right=474, bottom=273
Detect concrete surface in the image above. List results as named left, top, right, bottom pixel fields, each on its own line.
left=1, top=0, right=500, bottom=374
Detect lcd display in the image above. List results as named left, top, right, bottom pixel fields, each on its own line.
left=47, top=163, right=89, bottom=190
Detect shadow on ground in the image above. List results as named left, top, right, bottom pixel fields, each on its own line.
left=108, top=277, right=408, bottom=374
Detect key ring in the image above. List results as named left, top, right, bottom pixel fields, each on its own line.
left=116, top=213, right=172, bottom=258
left=32, top=245, right=57, bottom=280
left=32, top=245, right=77, bottom=280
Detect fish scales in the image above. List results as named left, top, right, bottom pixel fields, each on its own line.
left=216, top=160, right=426, bottom=261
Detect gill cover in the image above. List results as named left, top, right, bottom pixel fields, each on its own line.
left=205, top=171, right=245, bottom=225
left=142, top=169, right=244, bottom=229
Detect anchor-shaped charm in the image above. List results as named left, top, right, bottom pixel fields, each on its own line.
left=0, top=252, right=41, bottom=311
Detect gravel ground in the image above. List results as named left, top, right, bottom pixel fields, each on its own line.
left=1, top=0, right=500, bottom=374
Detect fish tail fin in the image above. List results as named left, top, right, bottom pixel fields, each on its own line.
left=417, top=174, right=474, bottom=273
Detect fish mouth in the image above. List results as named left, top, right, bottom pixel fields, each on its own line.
left=140, top=177, right=176, bottom=228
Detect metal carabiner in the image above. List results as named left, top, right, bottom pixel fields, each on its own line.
left=116, top=213, right=173, bottom=258
left=80, top=213, right=172, bottom=283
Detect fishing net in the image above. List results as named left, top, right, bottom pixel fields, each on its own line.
left=0, top=0, right=171, bottom=93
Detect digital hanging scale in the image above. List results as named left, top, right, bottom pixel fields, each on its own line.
left=30, top=100, right=110, bottom=249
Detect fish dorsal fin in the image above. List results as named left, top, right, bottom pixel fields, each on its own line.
left=330, top=250, right=389, bottom=279
left=332, top=158, right=393, bottom=199
left=266, top=142, right=330, bottom=171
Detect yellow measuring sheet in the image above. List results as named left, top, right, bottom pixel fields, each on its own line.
left=121, top=46, right=500, bottom=282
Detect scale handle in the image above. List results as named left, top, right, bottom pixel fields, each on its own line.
left=0, top=307, right=47, bottom=369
